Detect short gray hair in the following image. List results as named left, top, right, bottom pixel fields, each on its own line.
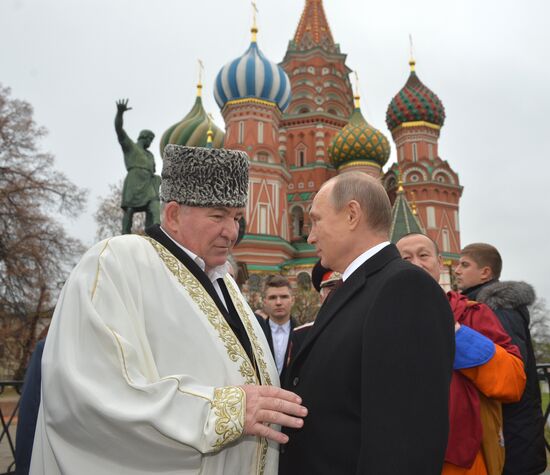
left=327, top=172, right=392, bottom=235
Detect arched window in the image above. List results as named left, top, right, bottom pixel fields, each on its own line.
left=258, top=122, right=264, bottom=144
left=238, top=121, right=245, bottom=144
left=296, top=149, right=306, bottom=167
left=412, top=143, right=418, bottom=162
left=427, top=206, right=436, bottom=229
left=442, top=229, right=450, bottom=252
left=291, top=206, right=304, bottom=237
left=258, top=204, right=268, bottom=234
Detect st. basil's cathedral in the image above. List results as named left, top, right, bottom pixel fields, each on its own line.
left=160, top=0, right=463, bottom=290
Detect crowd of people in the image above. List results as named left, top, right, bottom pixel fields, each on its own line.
left=14, top=145, right=546, bottom=474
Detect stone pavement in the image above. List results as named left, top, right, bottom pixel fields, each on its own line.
left=2, top=386, right=550, bottom=474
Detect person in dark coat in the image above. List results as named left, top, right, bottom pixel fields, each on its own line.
left=279, top=172, right=455, bottom=475
left=15, top=339, right=45, bottom=475
left=456, top=242, right=546, bottom=475
left=256, top=275, right=297, bottom=376
left=287, top=262, right=342, bottom=364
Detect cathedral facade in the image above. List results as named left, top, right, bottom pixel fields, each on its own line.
left=161, top=0, right=463, bottom=287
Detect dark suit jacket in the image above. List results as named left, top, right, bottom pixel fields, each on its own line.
left=256, top=316, right=296, bottom=375
left=279, top=244, right=455, bottom=475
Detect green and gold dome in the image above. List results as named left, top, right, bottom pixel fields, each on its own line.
left=160, top=83, right=225, bottom=157
left=328, top=95, right=391, bottom=172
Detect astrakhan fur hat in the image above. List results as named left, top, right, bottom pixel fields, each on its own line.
left=161, top=145, right=249, bottom=207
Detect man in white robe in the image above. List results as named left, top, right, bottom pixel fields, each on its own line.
left=30, top=145, right=307, bottom=475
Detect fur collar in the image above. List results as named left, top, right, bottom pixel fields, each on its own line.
left=476, top=281, right=535, bottom=310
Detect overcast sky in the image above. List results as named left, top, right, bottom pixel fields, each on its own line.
left=1, top=0, right=549, bottom=302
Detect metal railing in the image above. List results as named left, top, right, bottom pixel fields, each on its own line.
left=536, top=363, right=550, bottom=451
left=2, top=369, right=549, bottom=473
left=0, top=381, right=22, bottom=475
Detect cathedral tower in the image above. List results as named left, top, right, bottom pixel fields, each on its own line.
left=280, top=0, right=355, bottom=243
left=214, top=18, right=294, bottom=270
left=384, top=57, right=463, bottom=283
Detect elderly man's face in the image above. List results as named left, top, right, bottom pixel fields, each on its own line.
left=307, top=183, right=349, bottom=272
left=177, top=205, right=244, bottom=271
left=396, top=234, right=441, bottom=282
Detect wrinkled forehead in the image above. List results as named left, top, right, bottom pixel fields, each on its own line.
left=398, top=234, right=436, bottom=253
left=310, top=185, right=335, bottom=213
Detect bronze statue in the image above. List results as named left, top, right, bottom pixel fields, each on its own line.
left=115, top=99, right=160, bottom=234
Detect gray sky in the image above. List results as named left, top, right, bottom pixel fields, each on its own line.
left=1, top=0, right=549, bottom=302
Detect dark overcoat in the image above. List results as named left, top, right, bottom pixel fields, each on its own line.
left=256, top=316, right=297, bottom=376
left=279, top=244, right=455, bottom=475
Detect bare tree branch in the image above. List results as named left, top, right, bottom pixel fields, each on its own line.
left=0, top=83, right=88, bottom=378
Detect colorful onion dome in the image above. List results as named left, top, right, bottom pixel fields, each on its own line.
left=214, top=27, right=291, bottom=112
left=160, top=84, right=224, bottom=157
left=386, top=60, right=445, bottom=131
left=328, top=96, right=391, bottom=168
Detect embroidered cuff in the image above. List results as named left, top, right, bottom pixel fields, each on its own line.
left=210, top=386, right=246, bottom=450
left=454, top=325, right=495, bottom=370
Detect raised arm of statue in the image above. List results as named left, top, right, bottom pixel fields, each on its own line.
left=115, top=99, right=133, bottom=151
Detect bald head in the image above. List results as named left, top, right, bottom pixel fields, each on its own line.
left=396, top=233, right=442, bottom=282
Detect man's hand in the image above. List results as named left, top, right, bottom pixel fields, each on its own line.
left=241, top=385, right=307, bottom=444
left=455, top=322, right=461, bottom=332
left=116, top=98, right=132, bottom=113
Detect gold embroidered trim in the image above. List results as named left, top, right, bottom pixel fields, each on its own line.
left=145, top=237, right=270, bottom=472
left=109, top=328, right=133, bottom=385
left=212, top=387, right=245, bottom=449
left=109, top=328, right=212, bottom=401
left=224, top=276, right=272, bottom=387
left=224, top=276, right=272, bottom=474
left=143, top=237, right=257, bottom=385
left=91, top=239, right=112, bottom=300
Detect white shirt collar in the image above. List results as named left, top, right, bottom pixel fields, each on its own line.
left=268, top=319, right=291, bottom=333
left=342, top=241, right=391, bottom=282
left=160, top=226, right=230, bottom=283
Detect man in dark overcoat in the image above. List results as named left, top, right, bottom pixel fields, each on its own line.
left=279, top=171, right=455, bottom=475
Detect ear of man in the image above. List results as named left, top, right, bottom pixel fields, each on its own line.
left=162, top=201, right=182, bottom=234
left=347, top=200, right=362, bottom=230
left=480, top=265, right=493, bottom=281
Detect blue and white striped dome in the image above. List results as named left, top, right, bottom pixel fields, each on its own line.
left=214, top=41, right=292, bottom=112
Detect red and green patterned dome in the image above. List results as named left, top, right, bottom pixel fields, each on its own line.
left=328, top=100, right=390, bottom=168
left=386, top=61, right=445, bottom=131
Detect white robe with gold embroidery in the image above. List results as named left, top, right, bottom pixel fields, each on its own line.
left=30, top=235, right=279, bottom=475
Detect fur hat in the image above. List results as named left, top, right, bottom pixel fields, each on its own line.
left=160, top=145, right=249, bottom=207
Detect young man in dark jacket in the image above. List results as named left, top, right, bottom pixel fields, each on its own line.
left=456, top=243, right=546, bottom=475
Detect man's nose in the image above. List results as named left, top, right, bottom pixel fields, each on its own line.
left=410, top=257, right=422, bottom=267
left=222, top=218, right=239, bottom=241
